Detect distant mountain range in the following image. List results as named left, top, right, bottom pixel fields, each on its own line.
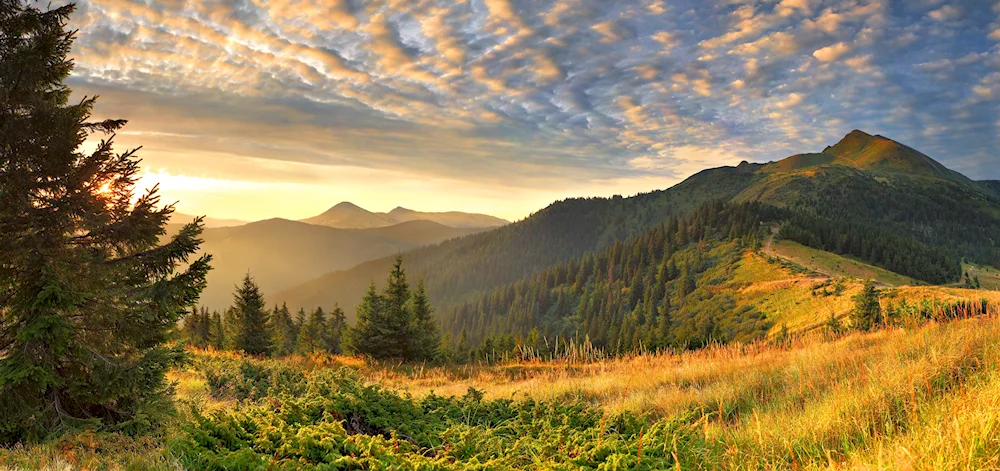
left=189, top=219, right=486, bottom=310
left=162, top=204, right=507, bottom=310
left=273, top=130, right=1000, bottom=327
left=302, top=202, right=510, bottom=229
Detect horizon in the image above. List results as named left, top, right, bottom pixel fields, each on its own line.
left=61, top=0, right=1000, bottom=222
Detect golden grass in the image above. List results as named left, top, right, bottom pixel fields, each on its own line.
left=368, top=316, right=1000, bottom=469
left=772, top=240, right=917, bottom=287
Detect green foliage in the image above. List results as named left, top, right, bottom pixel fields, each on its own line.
left=296, top=307, right=327, bottom=355
left=230, top=274, right=271, bottom=356
left=268, top=303, right=296, bottom=356
left=851, top=281, right=883, bottom=331
left=0, top=2, right=209, bottom=443
left=441, top=201, right=775, bottom=356
left=347, top=257, right=440, bottom=361
left=171, top=360, right=703, bottom=470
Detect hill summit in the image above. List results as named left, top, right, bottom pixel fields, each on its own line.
left=765, top=130, right=970, bottom=184
left=302, top=202, right=509, bottom=229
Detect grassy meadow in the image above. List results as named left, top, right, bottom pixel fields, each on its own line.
left=5, top=250, right=1000, bottom=470
left=5, top=311, right=1000, bottom=470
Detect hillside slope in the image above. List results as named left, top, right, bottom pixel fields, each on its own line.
left=275, top=167, right=763, bottom=312
left=196, top=219, right=483, bottom=310
left=277, top=130, right=1000, bottom=323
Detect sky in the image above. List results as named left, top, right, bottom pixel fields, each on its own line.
left=60, top=0, right=1000, bottom=222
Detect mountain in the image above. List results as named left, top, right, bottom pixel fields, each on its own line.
left=981, top=180, right=1000, bottom=196
left=275, top=130, right=1000, bottom=323
left=194, top=219, right=485, bottom=310
left=170, top=212, right=247, bottom=228
left=302, top=202, right=509, bottom=229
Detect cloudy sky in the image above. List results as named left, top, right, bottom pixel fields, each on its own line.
left=62, top=0, right=1000, bottom=221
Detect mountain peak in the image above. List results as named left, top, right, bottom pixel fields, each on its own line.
left=331, top=201, right=365, bottom=211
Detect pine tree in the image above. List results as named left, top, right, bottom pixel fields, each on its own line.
left=409, top=281, right=440, bottom=361
left=296, top=307, right=326, bottom=354
left=268, top=303, right=295, bottom=357
left=209, top=311, right=225, bottom=350
left=324, top=305, right=347, bottom=354
left=851, top=281, right=882, bottom=331
left=0, top=2, right=211, bottom=443
left=230, top=274, right=270, bottom=356
left=348, top=257, right=415, bottom=360
left=346, top=282, right=385, bottom=357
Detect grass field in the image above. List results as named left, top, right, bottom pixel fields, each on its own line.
left=6, top=311, right=1000, bottom=470
left=962, top=262, right=1000, bottom=290
left=770, top=240, right=918, bottom=287
left=5, top=249, right=1000, bottom=470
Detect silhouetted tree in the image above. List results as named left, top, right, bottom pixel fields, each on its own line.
left=0, top=2, right=210, bottom=443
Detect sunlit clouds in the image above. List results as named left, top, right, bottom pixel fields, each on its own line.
left=57, top=0, right=1000, bottom=220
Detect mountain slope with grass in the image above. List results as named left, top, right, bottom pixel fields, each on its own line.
left=277, top=131, right=1000, bottom=323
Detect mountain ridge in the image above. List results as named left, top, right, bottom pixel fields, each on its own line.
left=302, top=202, right=510, bottom=229
left=273, top=130, right=1000, bottom=319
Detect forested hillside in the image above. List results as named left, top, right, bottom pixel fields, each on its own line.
left=439, top=201, right=777, bottom=352
left=276, top=168, right=762, bottom=316
left=278, top=131, right=1000, bottom=321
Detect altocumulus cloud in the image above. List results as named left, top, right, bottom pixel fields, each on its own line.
left=52, top=0, right=1000, bottom=219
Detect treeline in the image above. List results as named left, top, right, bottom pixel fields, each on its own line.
left=439, top=201, right=779, bottom=355
left=181, top=279, right=347, bottom=357
left=777, top=167, right=1000, bottom=281
left=277, top=169, right=762, bottom=321
left=781, top=215, right=959, bottom=283
left=181, top=258, right=440, bottom=362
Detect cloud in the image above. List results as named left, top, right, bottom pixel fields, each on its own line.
left=56, top=0, right=1000, bottom=221
left=812, top=42, right=851, bottom=62
left=928, top=5, right=962, bottom=22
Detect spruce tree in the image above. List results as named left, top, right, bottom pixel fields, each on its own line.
left=296, top=307, right=326, bottom=354
left=851, top=281, right=882, bottom=331
left=324, top=305, right=347, bottom=354
left=0, top=2, right=210, bottom=442
left=230, top=274, right=270, bottom=356
left=409, top=281, right=440, bottom=361
left=268, top=303, right=295, bottom=357
left=209, top=311, right=225, bottom=350
left=348, top=282, right=389, bottom=358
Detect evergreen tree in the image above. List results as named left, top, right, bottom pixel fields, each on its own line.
left=209, top=311, right=225, bottom=350
left=348, top=257, right=414, bottom=360
left=409, top=281, right=440, bottom=361
left=296, top=307, right=326, bottom=354
left=324, top=305, right=347, bottom=354
left=0, top=2, right=211, bottom=442
left=268, top=303, right=296, bottom=357
left=292, top=308, right=306, bottom=343
left=347, top=282, right=384, bottom=356
left=230, top=274, right=270, bottom=355
left=851, top=281, right=883, bottom=331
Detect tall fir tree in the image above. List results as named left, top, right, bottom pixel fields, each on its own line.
left=324, top=305, right=347, bottom=354
left=296, top=307, right=326, bottom=354
left=0, top=2, right=210, bottom=443
left=209, top=311, right=225, bottom=351
left=230, top=274, right=270, bottom=356
left=409, top=281, right=440, bottom=361
left=347, top=257, right=438, bottom=361
left=268, top=303, right=296, bottom=357
left=347, top=282, right=389, bottom=358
